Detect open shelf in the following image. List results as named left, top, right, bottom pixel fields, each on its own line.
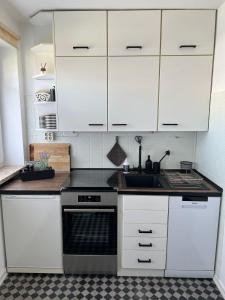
left=31, top=43, right=54, bottom=53
left=34, top=101, right=56, bottom=105
left=32, top=74, right=55, bottom=80
left=35, top=128, right=58, bottom=132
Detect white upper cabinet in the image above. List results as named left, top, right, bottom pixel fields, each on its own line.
left=158, top=56, right=213, bottom=131
left=54, top=11, right=107, bottom=56
left=108, top=10, right=161, bottom=56
left=56, top=57, right=107, bottom=131
left=161, top=10, right=216, bottom=55
left=108, top=57, right=159, bottom=131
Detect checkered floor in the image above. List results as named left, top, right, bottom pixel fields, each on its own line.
left=0, top=274, right=223, bottom=299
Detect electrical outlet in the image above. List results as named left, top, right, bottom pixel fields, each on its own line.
left=44, top=132, right=55, bottom=142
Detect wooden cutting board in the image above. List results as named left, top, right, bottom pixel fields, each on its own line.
left=30, top=143, right=71, bottom=172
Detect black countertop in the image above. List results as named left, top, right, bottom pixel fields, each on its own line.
left=0, top=169, right=222, bottom=197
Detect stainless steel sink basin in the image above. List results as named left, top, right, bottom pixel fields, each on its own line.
left=124, top=174, right=163, bottom=188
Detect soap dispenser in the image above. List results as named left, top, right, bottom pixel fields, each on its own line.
left=123, top=158, right=130, bottom=174
left=145, top=155, right=153, bottom=173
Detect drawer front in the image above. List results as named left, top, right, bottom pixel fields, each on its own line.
left=122, top=250, right=166, bottom=269
left=123, top=195, right=168, bottom=210
left=124, top=210, right=168, bottom=224
left=161, top=10, right=216, bottom=55
left=108, top=10, right=161, bottom=56
left=124, top=223, right=167, bottom=238
left=54, top=11, right=107, bottom=56
left=123, top=237, right=167, bottom=251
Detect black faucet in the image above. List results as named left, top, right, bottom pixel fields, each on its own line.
left=135, top=136, right=143, bottom=173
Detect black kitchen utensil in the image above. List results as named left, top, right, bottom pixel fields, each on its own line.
left=135, top=136, right=143, bottom=172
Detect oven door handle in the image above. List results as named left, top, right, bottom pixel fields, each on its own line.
left=63, top=208, right=115, bottom=213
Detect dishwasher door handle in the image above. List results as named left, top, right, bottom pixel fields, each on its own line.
left=63, top=208, right=115, bottom=213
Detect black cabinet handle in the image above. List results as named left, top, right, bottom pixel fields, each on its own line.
left=162, top=123, right=179, bottom=126
left=138, top=229, right=152, bottom=234
left=138, top=258, right=151, bottom=263
left=73, top=46, right=89, bottom=50
left=126, top=46, right=143, bottom=49
left=89, top=124, right=104, bottom=126
left=179, top=45, right=197, bottom=49
left=138, top=243, right=152, bottom=247
left=112, top=124, right=127, bottom=126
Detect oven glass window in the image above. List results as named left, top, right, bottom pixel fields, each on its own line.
left=63, top=207, right=117, bottom=255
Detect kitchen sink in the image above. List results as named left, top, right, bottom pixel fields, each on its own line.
left=124, top=174, right=163, bottom=188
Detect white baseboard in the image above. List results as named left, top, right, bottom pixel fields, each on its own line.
left=0, top=268, right=7, bottom=286
left=214, top=275, right=225, bottom=299
left=7, top=267, right=63, bottom=274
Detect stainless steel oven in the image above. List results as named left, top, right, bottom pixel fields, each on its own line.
left=61, top=191, right=117, bottom=274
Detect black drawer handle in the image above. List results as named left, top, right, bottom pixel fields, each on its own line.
left=138, top=258, right=151, bottom=263
left=73, top=46, right=89, bottom=50
left=126, top=46, right=143, bottom=49
left=112, top=124, right=127, bottom=126
left=179, top=45, right=197, bottom=49
left=138, top=229, right=152, bottom=234
left=89, top=124, right=104, bottom=126
left=162, top=123, right=178, bottom=126
left=138, top=243, right=152, bottom=247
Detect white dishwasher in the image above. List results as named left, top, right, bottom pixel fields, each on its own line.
left=166, top=196, right=220, bottom=278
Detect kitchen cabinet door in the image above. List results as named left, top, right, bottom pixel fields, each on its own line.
left=161, top=10, right=216, bottom=55
left=108, top=57, right=159, bottom=131
left=56, top=57, right=107, bottom=131
left=158, top=56, right=213, bottom=131
left=2, top=195, right=63, bottom=273
left=108, top=10, right=161, bottom=56
left=54, top=11, right=107, bottom=56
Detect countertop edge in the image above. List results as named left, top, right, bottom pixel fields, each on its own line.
left=117, top=190, right=222, bottom=197
left=0, top=190, right=61, bottom=195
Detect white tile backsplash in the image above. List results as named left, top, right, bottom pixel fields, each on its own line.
left=26, top=126, right=197, bottom=169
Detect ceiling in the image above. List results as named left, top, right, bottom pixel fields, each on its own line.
left=7, top=0, right=225, bottom=19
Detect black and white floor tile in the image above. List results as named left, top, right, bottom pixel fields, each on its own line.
left=0, top=274, right=223, bottom=300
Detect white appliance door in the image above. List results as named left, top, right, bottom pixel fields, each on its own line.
left=166, top=196, right=220, bottom=272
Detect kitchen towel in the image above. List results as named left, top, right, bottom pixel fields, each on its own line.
left=107, top=137, right=127, bottom=166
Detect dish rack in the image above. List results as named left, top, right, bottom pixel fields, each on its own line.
left=163, top=170, right=207, bottom=189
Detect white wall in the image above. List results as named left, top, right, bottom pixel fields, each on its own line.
left=0, top=0, right=24, bottom=285
left=0, top=46, right=25, bottom=165
left=21, top=23, right=197, bottom=168
left=0, top=117, right=3, bottom=167
left=196, top=2, right=225, bottom=297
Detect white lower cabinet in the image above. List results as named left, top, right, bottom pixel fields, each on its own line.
left=118, top=195, right=168, bottom=276
left=124, top=223, right=167, bottom=238
left=123, top=237, right=167, bottom=251
left=2, top=195, right=63, bottom=273
left=122, top=250, right=166, bottom=269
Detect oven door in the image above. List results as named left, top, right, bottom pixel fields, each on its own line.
left=62, top=206, right=117, bottom=274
